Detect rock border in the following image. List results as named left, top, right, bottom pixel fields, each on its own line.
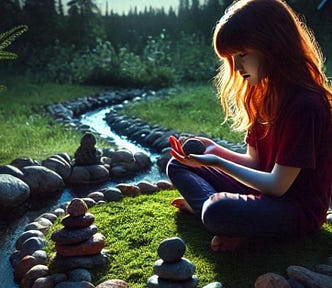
left=10, top=180, right=177, bottom=288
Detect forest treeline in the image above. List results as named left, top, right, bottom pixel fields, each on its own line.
left=1, top=0, right=331, bottom=88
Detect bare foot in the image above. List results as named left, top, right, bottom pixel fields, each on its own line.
left=171, top=197, right=194, bottom=214
left=211, top=235, right=247, bottom=252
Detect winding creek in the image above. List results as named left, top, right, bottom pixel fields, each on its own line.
left=0, top=104, right=167, bottom=287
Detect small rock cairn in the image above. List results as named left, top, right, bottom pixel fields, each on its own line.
left=51, top=198, right=106, bottom=259
left=147, top=237, right=198, bottom=288
left=147, top=237, right=222, bottom=288
left=74, top=132, right=103, bottom=166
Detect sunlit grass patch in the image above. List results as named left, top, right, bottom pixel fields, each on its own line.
left=45, top=190, right=332, bottom=288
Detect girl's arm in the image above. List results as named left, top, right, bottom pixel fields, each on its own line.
left=170, top=147, right=300, bottom=197
left=204, top=156, right=300, bottom=197
left=197, top=137, right=259, bottom=169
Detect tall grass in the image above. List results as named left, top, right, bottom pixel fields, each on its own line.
left=0, top=74, right=103, bottom=164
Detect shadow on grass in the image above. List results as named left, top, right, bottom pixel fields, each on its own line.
left=174, top=212, right=332, bottom=288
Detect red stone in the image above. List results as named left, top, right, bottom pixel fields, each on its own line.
left=55, top=233, right=106, bottom=257
left=14, top=255, right=39, bottom=283
left=116, top=184, right=141, bottom=197
left=61, top=213, right=95, bottom=228
left=95, top=279, right=129, bottom=288
left=255, top=273, right=291, bottom=288
left=66, top=198, right=88, bottom=216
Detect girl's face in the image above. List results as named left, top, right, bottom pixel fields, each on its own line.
left=232, top=49, right=265, bottom=85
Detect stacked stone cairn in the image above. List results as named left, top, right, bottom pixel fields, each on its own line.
left=147, top=237, right=198, bottom=288
left=147, top=237, right=223, bottom=288
left=51, top=198, right=106, bottom=267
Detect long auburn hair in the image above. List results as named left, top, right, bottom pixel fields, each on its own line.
left=213, top=0, right=332, bottom=132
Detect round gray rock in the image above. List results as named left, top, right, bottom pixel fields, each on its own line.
left=157, top=237, right=186, bottom=263
left=0, top=174, right=30, bottom=211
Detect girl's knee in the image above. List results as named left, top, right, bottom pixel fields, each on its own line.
left=201, top=192, right=244, bottom=232
left=201, top=193, right=228, bottom=228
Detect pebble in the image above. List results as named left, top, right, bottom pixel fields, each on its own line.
left=14, top=255, right=39, bottom=282
left=61, top=213, right=95, bottom=228
left=67, top=198, right=88, bottom=217
left=67, top=268, right=92, bottom=282
left=116, top=183, right=141, bottom=197
left=100, top=187, right=123, bottom=202
left=52, top=251, right=108, bottom=271
left=155, top=180, right=174, bottom=190
left=87, top=191, right=105, bottom=202
left=326, top=213, right=332, bottom=224
left=32, top=276, right=55, bottom=288
left=315, top=263, right=332, bottom=276
left=137, top=180, right=159, bottom=194
left=21, top=236, right=48, bottom=257
left=287, top=265, right=332, bottom=288
left=202, top=282, right=223, bottom=288
left=95, top=279, right=129, bottom=288
left=182, top=138, right=206, bottom=155
left=147, top=274, right=199, bottom=288
left=254, top=273, right=291, bottom=288
left=24, top=221, right=50, bottom=234
left=31, top=249, right=48, bottom=264
left=54, top=281, right=95, bottom=288
left=54, top=208, right=66, bottom=217
left=157, top=237, right=186, bottom=263
left=154, top=258, right=195, bottom=281
left=81, top=197, right=97, bottom=208
left=21, top=264, right=49, bottom=288
left=16, top=230, right=46, bottom=250
left=35, top=212, right=58, bottom=223
left=148, top=237, right=198, bottom=288
left=55, top=233, right=106, bottom=257
left=51, top=225, right=98, bottom=245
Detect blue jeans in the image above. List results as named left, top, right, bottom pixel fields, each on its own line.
left=166, top=159, right=302, bottom=238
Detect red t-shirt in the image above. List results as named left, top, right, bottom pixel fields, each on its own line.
left=246, top=87, right=332, bottom=234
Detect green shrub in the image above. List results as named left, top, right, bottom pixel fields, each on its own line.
left=14, top=31, right=218, bottom=88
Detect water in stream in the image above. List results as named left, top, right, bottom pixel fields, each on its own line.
left=0, top=107, right=166, bottom=286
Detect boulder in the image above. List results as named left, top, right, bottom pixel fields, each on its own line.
left=287, top=265, right=332, bottom=288
left=22, top=166, right=64, bottom=197
left=0, top=174, right=30, bottom=211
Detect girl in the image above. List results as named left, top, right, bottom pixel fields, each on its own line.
left=166, top=0, right=332, bottom=252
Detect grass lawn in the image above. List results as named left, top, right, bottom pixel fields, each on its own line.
left=1, top=75, right=331, bottom=288
left=0, top=74, right=105, bottom=164
left=120, top=83, right=245, bottom=144
left=45, top=190, right=332, bottom=288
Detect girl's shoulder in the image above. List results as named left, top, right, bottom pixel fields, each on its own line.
left=291, top=86, right=328, bottom=111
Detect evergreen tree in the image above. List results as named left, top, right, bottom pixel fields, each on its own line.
left=0, top=0, right=24, bottom=30
left=66, top=0, right=106, bottom=47
left=22, top=0, right=57, bottom=47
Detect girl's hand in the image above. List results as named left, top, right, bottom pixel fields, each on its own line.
left=170, top=148, right=219, bottom=168
left=169, top=135, right=186, bottom=156
left=169, top=136, right=219, bottom=168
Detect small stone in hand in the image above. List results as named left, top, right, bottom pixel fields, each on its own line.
left=182, top=138, right=206, bottom=156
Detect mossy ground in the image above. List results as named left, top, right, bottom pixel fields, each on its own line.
left=45, top=190, right=332, bottom=288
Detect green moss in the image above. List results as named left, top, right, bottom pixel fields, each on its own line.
left=45, top=190, right=332, bottom=288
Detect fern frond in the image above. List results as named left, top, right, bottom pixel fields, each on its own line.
left=0, top=25, right=28, bottom=51
left=0, top=51, right=18, bottom=60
